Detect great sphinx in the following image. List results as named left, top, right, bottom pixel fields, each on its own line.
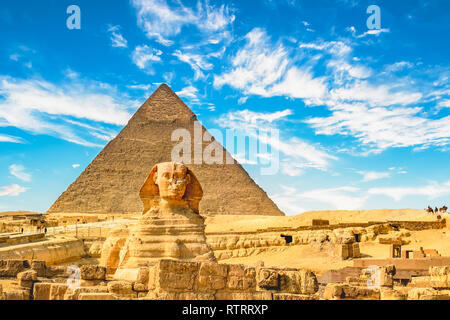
left=113, top=162, right=216, bottom=280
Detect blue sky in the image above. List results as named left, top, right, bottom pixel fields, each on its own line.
left=0, top=0, right=449, bottom=215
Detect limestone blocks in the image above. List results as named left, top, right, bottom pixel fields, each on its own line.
left=429, top=266, right=450, bottom=289
left=146, top=259, right=318, bottom=300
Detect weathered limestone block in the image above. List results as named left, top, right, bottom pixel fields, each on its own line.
left=133, top=267, right=149, bottom=292
left=107, top=281, right=134, bottom=295
left=379, top=265, right=396, bottom=288
left=341, top=243, right=360, bottom=260
left=257, top=268, right=318, bottom=295
left=45, top=265, right=67, bottom=278
left=17, top=269, right=37, bottom=288
left=78, top=293, right=118, bottom=300
left=297, top=270, right=319, bottom=295
left=64, top=286, right=109, bottom=300
left=352, top=243, right=361, bottom=258
left=215, top=291, right=272, bottom=300
left=323, top=284, right=380, bottom=300
left=408, top=276, right=430, bottom=288
left=49, top=283, right=68, bottom=300
left=429, top=266, right=450, bottom=289
left=149, top=259, right=199, bottom=292
left=197, top=262, right=227, bottom=291
left=408, top=288, right=440, bottom=300
left=2, top=289, right=30, bottom=300
left=89, top=241, right=103, bottom=258
left=257, top=268, right=279, bottom=290
left=31, top=260, right=46, bottom=277
left=380, top=288, right=408, bottom=300
left=226, top=264, right=256, bottom=291
left=272, top=293, right=316, bottom=300
left=0, top=259, right=30, bottom=277
left=147, top=291, right=215, bottom=300
left=80, top=265, right=106, bottom=280
left=420, top=294, right=450, bottom=300
left=33, top=283, right=52, bottom=300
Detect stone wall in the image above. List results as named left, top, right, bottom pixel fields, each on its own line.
left=207, top=224, right=389, bottom=260
left=146, top=259, right=319, bottom=300
left=0, top=259, right=319, bottom=300
left=0, top=238, right=87, bottom=265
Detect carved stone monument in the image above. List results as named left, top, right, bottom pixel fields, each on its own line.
left=114, top=162, right=216, bottom=280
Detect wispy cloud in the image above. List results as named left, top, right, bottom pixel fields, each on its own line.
left=272, top=185, right=366, bottom=214
left=357, top=170, right=390, bottom=182
left=0, top=134, right=24, bottom=144
left=131, top=0, right=234, bottom=46
left=0, top=184, right=27, bottom=197
left=214, top=28, right=327, bottom=104
left=9, top=164, right=31, bottom=182
left=368, top=181, right=450, bottom=201
left=131, top=45, right=162, bottom=72
left=0, top=75, right=134, bottom=147
left=107, top=25, right=128, bottom=48
left=347, top=26, right=390, bottom=38
left=176, top=86, right=199, bottom=100
left=217, top=108, right=336, bottom=174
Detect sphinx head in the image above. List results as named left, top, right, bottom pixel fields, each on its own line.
left=153, top=162, right=189, bottom=201
left=139, top=162, right=203, bottom=214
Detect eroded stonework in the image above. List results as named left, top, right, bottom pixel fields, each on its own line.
left=114, top=163, right=216, bottom=280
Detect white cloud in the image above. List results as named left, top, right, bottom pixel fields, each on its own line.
left=298, top=186, right=367, bottom=210
left=0, top=134, right=24, bottom=143
left=237, top=96, right=248, bottom=105
left=0, top=76, right=134, bottom=147
left=272, top=185, right=366, bottom=214
left=72, top=164, right=80, bottom=168
left=385, top=61, right=414, bottom=73
left=306, top=101, right=450, bottom=151
left=127, top=84, right=152, bottom=91
left=108, top=25, right=128, bottom=48
left=131, top=45, right=162, bottom=72
left=173, top=50, right=213, bottom=80
left=131, top=0, right=234, bottom=45
left=357, top=170, right=390, bottom=182
left=9, top=164, right=31, bottom=182
left=368, top=181, right=450, bottom=201
left=214, top=28, right=328, bottom=103
left=176, top=86, right=199, bottom=100
left=438, top=99, right=450, bottom=108
left=330, top=81, right=422, bottom=107
left=217, top=109, right=336, bottom=173
left=347, top=26, right=390, bottom=38
left=0, top=184, right=27, bottom=196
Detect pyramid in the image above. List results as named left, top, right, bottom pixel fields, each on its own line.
left=47, top=84, right=284, bottom=216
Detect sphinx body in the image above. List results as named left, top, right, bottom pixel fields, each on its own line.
left=114, top=162, right=216, bottom=279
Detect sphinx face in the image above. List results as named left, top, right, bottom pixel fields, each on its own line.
left=154, top=163, right=189, bottom=200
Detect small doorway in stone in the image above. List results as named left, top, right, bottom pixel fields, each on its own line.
left=354, top=234, right=361, bottom=242
left=280, top=234, right=293, bottom=245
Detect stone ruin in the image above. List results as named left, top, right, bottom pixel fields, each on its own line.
left=0, top=258, right=319, bottom=300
